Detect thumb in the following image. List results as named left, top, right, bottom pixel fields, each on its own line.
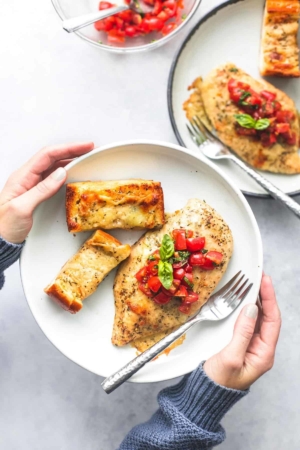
left=228, top=304, right=258, bottom=358
left=18, top=167, right=67, bottom=213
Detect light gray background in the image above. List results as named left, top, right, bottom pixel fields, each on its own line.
left=0, top=0, right=299, bottom=449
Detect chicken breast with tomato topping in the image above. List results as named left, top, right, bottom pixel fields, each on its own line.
left=112, top=199, right=233, bottom=346
left=184, top=63, right=300, bottom=174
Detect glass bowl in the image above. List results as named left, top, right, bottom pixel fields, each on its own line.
left=51, top=0, right=202, bottom=53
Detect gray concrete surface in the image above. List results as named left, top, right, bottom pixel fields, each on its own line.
left=1, top=0, right=300, bottom=448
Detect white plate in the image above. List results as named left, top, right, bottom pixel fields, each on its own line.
left=20, top=140, right=263, bottom=383
left=168, top=0, right=300, bottom=197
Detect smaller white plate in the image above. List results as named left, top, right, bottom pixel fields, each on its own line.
left=20, top=140, right=262, bottom=383
left=168, top=0, right=300, bottom=197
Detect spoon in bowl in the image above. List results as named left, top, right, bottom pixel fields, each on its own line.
left=62, top=0, right=152, bottom=33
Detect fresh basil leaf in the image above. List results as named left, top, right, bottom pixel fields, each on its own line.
left=159, top=234, right=174, bottom=261
left=255, top=118, right=270, bottom=130
left=201, top=249, right=208, bottom=254
left=234, top=114, right=256, bottom=129
left=158, top=261, right=173, bottom=290
left=183, top=276, right=194, bottom=289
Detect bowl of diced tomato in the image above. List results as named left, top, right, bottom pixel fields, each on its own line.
left=51, top=0, right=202, bottom=52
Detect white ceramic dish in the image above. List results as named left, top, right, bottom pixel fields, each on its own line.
left=20, top=140, right=262, bottom=383
left=168, top=0, right=300, bottom=198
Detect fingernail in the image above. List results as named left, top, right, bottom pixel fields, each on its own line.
left=244, top=304, right=258, bottom=319
left=52, top=167, right=66, bottom=181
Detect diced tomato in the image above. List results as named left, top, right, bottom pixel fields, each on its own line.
left=135, top=266, right=148, bottom=282
left=178, top=303, right=191, bottom=314
left=205, top=251, right=223, bottom=265
left=229, top=88, right=243, bottom=103
left=172, top=260, right=187, bottom=269
left=272, top=101, right=282, bottom=112
left=107, top=29, right=125, bottom=43
left=132, top=13, right=142, bottom=25
left=201, top=258, right=215, bottom=271
left=228, top=78, right=250, bottom=93
left=173, top=268, right=185, bottom=280
left=183, top=292, right=199, bottom=304
left=162, top=0, right=177, bottom=17
left=157, top=10, right=169, bottom=21
left=175, top=285, right=188, bottom=297
left=275, top=123, right=290, bottom=134
left=260, top=132, right=277, bottom=147
left=236, top=126, right=257, bottom=136
left=161, top=22, right=177, bottom=36
left=185, top=230, right=194, bottom=238
left=264, top=101, right=277, bottom=117
left=94, top=20, right=106, bottom=31
left=149, top=250, right=160, bottom=261
left=161, top=287, right=174, bottom=297
left=260, top=90, right=277, bottom=102
left=147, top=260, right=158, bottom=276
left=283, top=131, right=297, bottom=146
left=118, top=9, right=133, bottom=21
left=138, top=283, right=154, bottom=297
left=276, top=110, right=295, bottom=123
left=99, top=1, right=114, bottom=10
left=153, top=292, right=171, bottom=304
left=189, top=253, right=205, bottom=266
left=186, top=237, right=205, bottom=252
left=148, top=276, right=162, bottom=293
left=103, top=16, right=116, bottom=31
left=185, top=264, right=193, bottom=273
left=142, top=17, right=164, bottom=31
left=115, top=17, right=124, bottom=29
left=152, top=0, right=162, bottom=15
left=174, top=230, right=187, bottom=250
left=182, top=273, right=193, bottom=287
left=162, top=279, right=181, bottom=296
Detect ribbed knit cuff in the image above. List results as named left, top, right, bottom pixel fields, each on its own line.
left=159, top=362, right=249, bottom=432
left=0, top=236, right=25, bottom=289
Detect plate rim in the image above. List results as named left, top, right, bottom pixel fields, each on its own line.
left=20, top=139, right=263, bottom=383
left=167, top=0, right=300, bottom=199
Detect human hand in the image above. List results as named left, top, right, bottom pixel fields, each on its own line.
left=204, top=274, right=281, bottom=391
left=0, top=142, right=94, bottom=244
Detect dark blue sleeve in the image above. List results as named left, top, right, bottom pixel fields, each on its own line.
left=119, top=363, right=249, bottom=450
left=0, top=236, right=24, bottom=290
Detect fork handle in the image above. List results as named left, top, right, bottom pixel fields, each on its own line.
left=230, top=155, right=300, bottom=219
left=62, top=7, right=129, bottom=33
left=101, top=316, right=204, bottom=394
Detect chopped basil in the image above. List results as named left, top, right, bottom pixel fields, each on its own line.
left=178, top=251, right=190, bottom=260
left=183, top=276, right=194, bottom=289
left=159, top=234, right=175, bottom=261
left=182, top=13, right=187, bottom=19
left=201, top=249, right=208, bottom=254
left=239, top=91, right=251, bottom=102
left=148, top=255, right=157, bottom=261
left=229, top=67, right=238, bottom=72
left=158, top=260, right=173, bottom=289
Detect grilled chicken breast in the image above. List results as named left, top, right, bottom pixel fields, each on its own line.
left=184, top=63, right=300, bottom=174
left=66, top=179, right=165, bottom=232
left=112, top=199, right=233, bottom=346
left=45, top=230, right=131, bottom=313
left=260, top=0, right=300, bottom=77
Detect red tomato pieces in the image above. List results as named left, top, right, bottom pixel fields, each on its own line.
left=95, top=0, right=184, bottom=42
left=189, top=253, right=205, bottom=266
left=228, top=78, right=297, bottom=147
left=186, top=237, right=205, bottom=252
left=205, top=251, right=223, bottom=265
left=148, top=276, right=162, bottom=293
left=135, top=228, right=223, bottom=314
left=174, top=230, right=187, bottom=250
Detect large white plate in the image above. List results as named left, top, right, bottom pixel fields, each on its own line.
left=20, top=141, right=263, bottom=383
left=168, top=0, right=300, bottom=197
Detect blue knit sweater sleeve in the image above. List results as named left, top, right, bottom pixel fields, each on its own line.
left=119, top=363, right=248, bottom=449
left=0, top=236, right=24, bottom=290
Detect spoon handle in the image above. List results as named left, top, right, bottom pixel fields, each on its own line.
left=230, top=155, right=300, bottom=219
left=62, top=6, right=129, bottom=33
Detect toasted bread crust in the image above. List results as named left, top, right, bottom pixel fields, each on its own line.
left=65, top=180, right=165, bottom=233
left=260, top=0, right=300, bottom=77
left=44, top=230, right=131, bottom=314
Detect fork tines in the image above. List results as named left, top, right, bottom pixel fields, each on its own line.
left=224, top=272, right=253, bottom=309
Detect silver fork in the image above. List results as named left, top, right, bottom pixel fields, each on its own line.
left=102, top=271, right=252, bottom=394
left=187, top=116, right=300, bottom=220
